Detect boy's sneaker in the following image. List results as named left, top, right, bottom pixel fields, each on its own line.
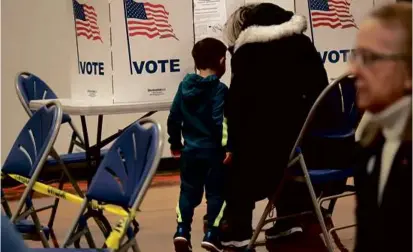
left=174, top=227, right=192, bottom=252
left=201, top=230, right=222, bottom=252
left=265, top=221, right=303, bottom=240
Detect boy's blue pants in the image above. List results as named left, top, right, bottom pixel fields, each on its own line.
left=176, top=151, right=226, bottom=232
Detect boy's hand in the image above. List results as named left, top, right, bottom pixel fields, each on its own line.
left=171, top=150, right=181, bottom=160
left=223, top=152, right=232, bottom=164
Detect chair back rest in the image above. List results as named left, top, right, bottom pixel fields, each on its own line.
left=290, top=72, right=360, bottom=158
left=308, top=74, right=360, bottom=136
left=15, top=72, right=71, bottom=123
left=87, top=118, right=164, bottom=208
left=2, top=101, right=63, bottom=177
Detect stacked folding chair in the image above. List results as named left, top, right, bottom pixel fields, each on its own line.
left=2, top=72, right=105, bottom=247
left=247, top=72, right=361, bottom=252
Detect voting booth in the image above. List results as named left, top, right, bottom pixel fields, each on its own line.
left=296, top=0, right=375, bottom=79
left=71, top=0, right=113, bottom=101
left=69, top=0, right=394, bottom=104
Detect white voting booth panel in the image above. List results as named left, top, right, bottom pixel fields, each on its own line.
left=70, top=0, right=113, bottom=101
left=110, top=0, right=195, bottom=104
left=295, top=0, right=375, bottom=80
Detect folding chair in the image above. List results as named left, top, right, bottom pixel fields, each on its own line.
left=15, top=72, right=85, bottom=154
left=1, top=101, right=64, bottom=248
left=16, top=72, right=109, bottom=173
left=61, top=117, right=163, bottom=250
left=247, top=72, right=360, bottom=252
left=1, top=213, right=137, bottom=252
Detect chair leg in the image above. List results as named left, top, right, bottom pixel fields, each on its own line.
left=11, top=182, right=34, bottom=223
left=83, top=227, right=97, bottom=248
left=29, top=206, right=50, bottom=248
left=320, top=195, right=355, bottom=252
left=118, top=237, right=140, bottom=252
left=62, top=199, right=88, bottom=248
left=47, top=173, right=65, bottom=248
left=50, top=149, right=84, bottom=197
left=47, top=172, right=65, bottom=229
left=298, top=154, right=335, bottom=252
left=2, top=197, right=12, bottom=218
left=69, top=121, right=85, bottom=147
left=49, top=228, right=60, bottom=248
left=132, top=240, right=141, bottom=252
left=247, top=168, right=293, bottom=249
left=68, top=131, right=77, bottom=153
left=247, top=198, right=274, bottom=249
left=330, top=226, right=349, bottom=251
left=327, top=198, right=338, bottom=215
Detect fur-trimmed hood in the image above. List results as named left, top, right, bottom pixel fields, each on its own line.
left=233, top=15, right=307, bottom=53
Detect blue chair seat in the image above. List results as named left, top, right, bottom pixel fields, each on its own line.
left=15, top=219, right=50, bottom=239
left=61, top=114, right=71, bottom=124
left=293, top=168, right=354, bottom=184
left=31, top=249, right=109, bottom=251
left=46, top=149, right=108, bottom=166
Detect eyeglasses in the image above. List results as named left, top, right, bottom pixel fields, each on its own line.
left=349, top=48, right=409, bottom=66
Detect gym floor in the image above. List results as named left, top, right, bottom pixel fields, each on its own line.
left=5, top=174, right=355, bottom=251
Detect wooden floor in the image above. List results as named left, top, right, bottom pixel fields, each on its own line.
left=6, top=181, right=355, bottom=252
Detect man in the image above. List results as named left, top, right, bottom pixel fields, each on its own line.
left=349, top=3, right=412, bottom=251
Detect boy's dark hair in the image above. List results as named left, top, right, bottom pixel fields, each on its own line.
left=192, top=38, right=227, bottom=70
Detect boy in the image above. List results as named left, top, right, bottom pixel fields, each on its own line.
left=167, top=37, right=228, bottom=252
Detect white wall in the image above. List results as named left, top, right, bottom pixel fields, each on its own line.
left=1, top=0, right=172, bottom=162
left=2, top=0, right=74, bottom=161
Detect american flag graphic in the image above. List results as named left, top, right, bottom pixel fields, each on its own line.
left=125, top=0, right=178, bottom=40
left=309, top=0, right=357, bottom=29
left=73, top=0, right=103, bottom=42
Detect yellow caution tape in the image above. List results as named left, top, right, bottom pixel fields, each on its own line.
left=4, top=173, right=139, bottom=249
left=105, top=209, right=137, bottom=250
left=105, top=216, right=129, bottom=249
left=5, top=173, right=129, bottom=217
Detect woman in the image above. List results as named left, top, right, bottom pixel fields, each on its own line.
left=350, top=3, right=411, bottom=251
left=221, top=3, right=330, bottom=250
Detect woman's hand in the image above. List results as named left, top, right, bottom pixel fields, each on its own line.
left=223, top=152, right=233, bottom=164
left=171, top=150, right=181, bottom=160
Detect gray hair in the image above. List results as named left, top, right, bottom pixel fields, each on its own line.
left=223, top=4, right=258, bottom=46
